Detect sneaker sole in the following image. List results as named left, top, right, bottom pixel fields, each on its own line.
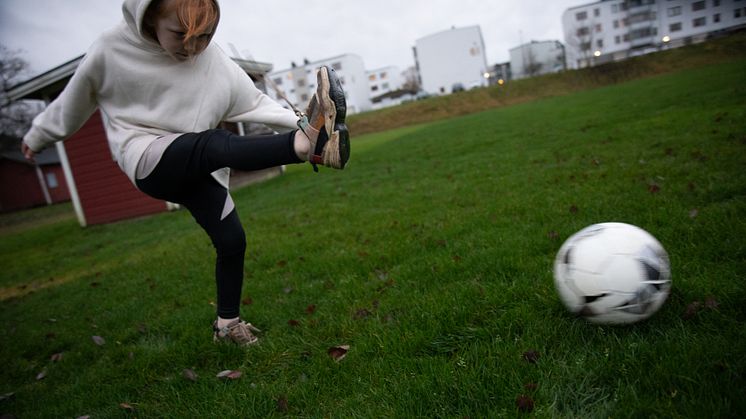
left=317, top=66, right=350, bottom=169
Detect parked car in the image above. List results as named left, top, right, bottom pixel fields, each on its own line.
left=451, top=83, right=465, bottom=93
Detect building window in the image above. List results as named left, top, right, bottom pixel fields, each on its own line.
left=670, top=22, right=682, bottom=31
left=693, top=16, right=707, bottom=26
left=714, top=13, right=721, bottom=22
left=300, top=93, right=308, bottom=102
left=736, top=8, right=743, bottom=18
left=370, top=85, right=379, bottom=92
left=595, top=23, right=602, bottom=32
left=368, top=74, right=377, bottom=81
left=577, top=27, right=590, bottom=36
left=382, top=83, right=389, bottom=89
left=596, top=39, right=604, bottom=48
left=46, top=172, right=58, bottom=189
left=692, top=1, right=706, bottom=11
left=576, top=11, right=588, bottom=20
left=273, top=77, right=283, bottom=86
left=713, top=0, right=720, bottom=6
left=297, top=79, right=305, bottom=87
left=614, top=19, right=619, bottom=28
left=612, top=4, right=618, bottom=13
left=594, top=8, right=600, bottom=17
left=380, top=72, right=388, bottom=79
left=615, top=35, right=621, bottom=44
left=668, top=6, right=682, bottom=17
left=332, top=62, right=342, bottom=70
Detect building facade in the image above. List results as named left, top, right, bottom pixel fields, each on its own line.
left=563, top=0, right=746, bottom=68
left=414, top=26, right=490, bottom=95
left=509, top=40, right=566, bottom=79
left=367, top=66, right=404, bottom=98
left=268, top=54, right=373, bottom=115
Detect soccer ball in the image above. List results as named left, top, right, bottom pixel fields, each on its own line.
left=553, top=222, right=671, bottom=325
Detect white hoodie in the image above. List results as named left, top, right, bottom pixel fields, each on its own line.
left=23, top=0, right=299, bottom=187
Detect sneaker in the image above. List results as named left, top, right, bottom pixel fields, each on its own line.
left=301, top=65, right=350, bottom=171
left=213, top=319, right=261, bottom=346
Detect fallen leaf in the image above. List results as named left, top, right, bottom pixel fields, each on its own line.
left=276, top=395, right=289, bottom=413
left=305, top=304, right=316, bottom=314
left=288, top=319, right=300, bottom=327
left=242, top=297, right=253, bottom=305
left=0, top=392, right=15, bottom=402
left=50, top=352, right=63, bottom=362
left=704, top=296, right=720, bottom=310
left=217, top=370, right=242, bottom=380
left=648, top=184, right=661, bottom=194
left=328, top=345, right=350, bottom=362
left=515, top=395, right=534, bottom=412
left=277, top=260, right=287, bottom=267
left=120, top=402, right=134, bottom=411
left=683, top=301, right=702, bottom=320
left=36, top=370, right=47, bottom=380
left=354, top=308, right=372, bottom=320
left=283, top=286, right=294, bottom=294
left=689, top=209, right=699, bottom=219
left=522, top=350, right=540, bottom=364
left=569, top=205, right=579, bottom=214
left=92, top=335, right=106, bottom=346
left=182, top=369, right=198, bottom=382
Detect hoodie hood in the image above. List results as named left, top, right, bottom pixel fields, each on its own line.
left=122, top=0, right=158, bottom=45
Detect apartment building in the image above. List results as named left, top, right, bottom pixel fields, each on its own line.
left=562, top=0, right=746, bottom=68
left=267, top=54, right=373, bottom=115
left=509, top=40, right=566, bottom=79
left=414, top=26, right=490, bottom=95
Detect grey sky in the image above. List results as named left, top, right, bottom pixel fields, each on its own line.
left=0, top=0, right=584, bottom=80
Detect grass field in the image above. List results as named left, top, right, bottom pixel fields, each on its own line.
left=1, top=56, right=746, bottom=416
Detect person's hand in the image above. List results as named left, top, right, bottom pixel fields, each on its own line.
left=21, top=142, right=36, bottom=164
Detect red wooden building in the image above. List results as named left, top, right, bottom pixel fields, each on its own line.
left=7, top=56, right=282, bottom=226
left=0, top=145, right=71, bottom=212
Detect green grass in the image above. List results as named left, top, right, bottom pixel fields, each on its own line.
left=1, top=59, right=745, bottom=417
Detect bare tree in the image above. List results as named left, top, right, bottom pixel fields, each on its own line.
left=1, top=44, right=42, bottom=145
left=565, top=15, right=598, bottom=69
left=401, top=66, right=420, bottom=92
left=523, top=49, right=544, bottom=78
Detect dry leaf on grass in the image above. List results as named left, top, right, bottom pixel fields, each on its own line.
left=515, top=395, right=534, bottom=412
left=216, top=370, right=242, bottom=380
left=182, top=369, right=198, bottom=382
left=328, top=345, right=350, bottom=362
left=92, top=335, right=105, bottom=346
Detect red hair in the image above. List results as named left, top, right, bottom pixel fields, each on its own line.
left=148, top=0, right=220, bottom=55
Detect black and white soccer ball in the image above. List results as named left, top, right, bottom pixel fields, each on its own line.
left=553, top=222, right=671, bottom=325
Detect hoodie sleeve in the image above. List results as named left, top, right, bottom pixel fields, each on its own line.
left=23, top=53, right=99, bottom=152
left=223, top=62, right=299, bottom=132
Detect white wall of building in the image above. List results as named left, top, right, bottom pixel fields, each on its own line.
left=268, top=54, right=372, bottom=115
left=367, top=66, right=404, bottom=98
left=563, top=0, right=746, bottom=69
left=414, top=26, right=489, bottom=95
left=509, top=40, right=566, bottom=79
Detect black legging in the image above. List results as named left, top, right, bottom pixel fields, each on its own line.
left=136, top=129, right=302, bottom=318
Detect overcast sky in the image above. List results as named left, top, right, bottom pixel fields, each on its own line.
left=1, top=0, right=583, bottom=80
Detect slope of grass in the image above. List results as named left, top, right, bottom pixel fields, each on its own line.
left=349, top=30, right=746, bottom=136
left=0, top=58, right=744, bottom=417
